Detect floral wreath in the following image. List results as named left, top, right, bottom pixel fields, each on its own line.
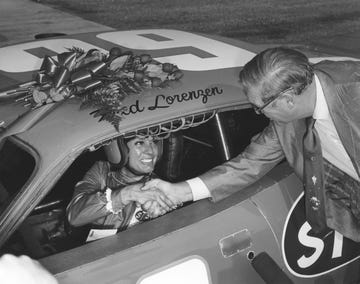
left=12, top=47, right=183, bottom=130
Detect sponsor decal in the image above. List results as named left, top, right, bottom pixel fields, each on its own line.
left=282, top=192, right=360, bottom=278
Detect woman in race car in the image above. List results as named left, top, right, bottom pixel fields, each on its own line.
left=66, top=136, right=175, bottom=236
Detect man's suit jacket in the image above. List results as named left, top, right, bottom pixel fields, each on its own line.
left=200, top=60, right=360, bottom=241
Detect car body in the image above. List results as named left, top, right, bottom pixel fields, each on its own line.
left=1, top=29, right=360, bottom=284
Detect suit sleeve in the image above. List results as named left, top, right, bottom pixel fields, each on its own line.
left=66, top=161, right=127, bottom=227
left=199, top=121, right=285, bottom=202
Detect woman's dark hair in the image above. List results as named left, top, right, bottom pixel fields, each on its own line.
left=239, top=47, right=314, bottom=103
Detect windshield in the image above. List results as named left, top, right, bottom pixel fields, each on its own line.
left=0, top=138, right=36, bottom=212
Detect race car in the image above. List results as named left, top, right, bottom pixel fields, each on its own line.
left=0, top=29, right=360, bottom=284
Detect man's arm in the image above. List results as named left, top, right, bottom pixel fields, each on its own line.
left=199, top=122, right=285, bottom=202
left=144, top=122, right=285, bottom=205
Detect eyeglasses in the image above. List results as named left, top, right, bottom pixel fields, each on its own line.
left=253, top=87, right=293, bottom=115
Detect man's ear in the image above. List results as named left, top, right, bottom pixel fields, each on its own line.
left=283, top=92, right=295, bottom=108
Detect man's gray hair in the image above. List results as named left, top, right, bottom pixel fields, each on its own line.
left=239, top=47, right=313, bottom=103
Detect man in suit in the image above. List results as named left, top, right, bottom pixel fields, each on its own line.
left=143, top=47, right=360, bottom=242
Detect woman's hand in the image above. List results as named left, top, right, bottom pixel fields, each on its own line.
left=140, top=179, right=194, bottom=218
left=119, top=183, right=176, bottom=212
left=141, top=200, right=167, bottom=218
left=142, top=179, right=193, bottom=205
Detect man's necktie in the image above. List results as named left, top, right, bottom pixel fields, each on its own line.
left=303, top=117, right=327, bottom=233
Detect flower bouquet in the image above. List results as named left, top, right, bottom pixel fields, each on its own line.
left=4, top=47, right=183, bottom=130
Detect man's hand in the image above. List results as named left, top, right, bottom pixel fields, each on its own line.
left=141, top=179, right=193, bottom=217
left=119, top=183, right=176, bottom=212
left=0, top=254, right=58, bottom=284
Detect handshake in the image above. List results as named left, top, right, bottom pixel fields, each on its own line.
left=122, top=179, right=193, bottom=219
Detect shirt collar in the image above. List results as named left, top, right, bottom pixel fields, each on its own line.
left=313, top=74, right=330, bottom=120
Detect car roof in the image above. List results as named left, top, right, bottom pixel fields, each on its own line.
left=0, top=29, right=259, bottom=156
left=6, top=75, right=247, bottom=154
left=1, top=29, right=358, bottom=155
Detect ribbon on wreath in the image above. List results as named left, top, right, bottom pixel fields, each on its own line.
left=31, top=49, right=108, bottom=105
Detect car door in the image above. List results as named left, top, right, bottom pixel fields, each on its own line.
left=49, top=191, right=281, bottom=284
left=36, top=106, right=285, bottom=284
